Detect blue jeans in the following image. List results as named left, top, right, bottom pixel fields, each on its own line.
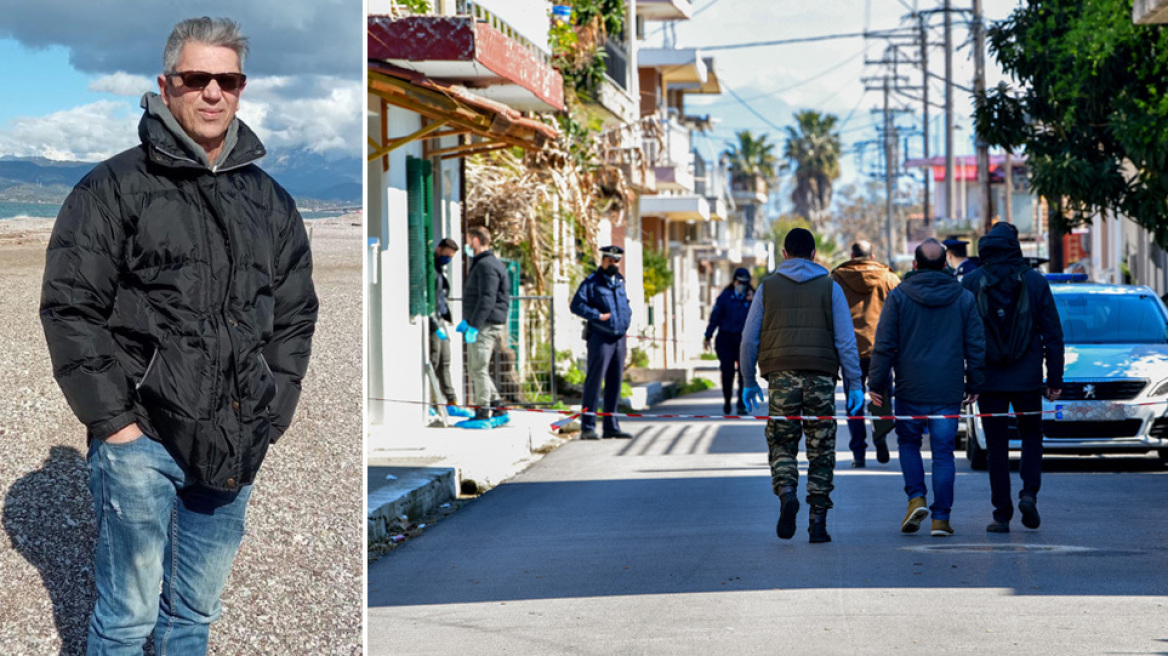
left=894, top=400, right=959, bottom=521
left=87, top=435, right=252, bottom=655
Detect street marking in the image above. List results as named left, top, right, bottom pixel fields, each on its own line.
left=901, top=544, right=1096, bottom=554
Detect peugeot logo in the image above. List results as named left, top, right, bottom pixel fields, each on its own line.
left=1083, top=384, right=1096, bottom=399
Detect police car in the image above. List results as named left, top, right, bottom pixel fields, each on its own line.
left=963, top=275, right=1168, bottom=468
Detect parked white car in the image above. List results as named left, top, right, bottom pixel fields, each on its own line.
left=963, top=281, right=1168, bottom=469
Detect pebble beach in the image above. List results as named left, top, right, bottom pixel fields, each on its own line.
left=0, top=215, right=364, bottom=655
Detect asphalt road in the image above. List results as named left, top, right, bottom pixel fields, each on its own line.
left=368, top=388, right=1168, bottom=655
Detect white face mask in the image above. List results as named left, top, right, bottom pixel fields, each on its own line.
left=464, top=244, right=475, bottom=258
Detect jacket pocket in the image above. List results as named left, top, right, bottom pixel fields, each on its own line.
left=135, top=348, right=160, bottom=390
left=257, top=353, right=278, bottom=409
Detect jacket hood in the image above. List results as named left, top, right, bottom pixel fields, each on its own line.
left=139, top=92, right=264, bottom=172
left=977, top=222, right=1024, bottom=267
left=898, top=269, right=963, bottom=307
left=832, top=259, right=894, bottom=294
left=776, top=257, right=829, bottom=283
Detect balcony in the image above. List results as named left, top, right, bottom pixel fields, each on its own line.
left=636, top=0, right=694, bottom=21
left=640, top=195, right=711, bottom=222
left=731, top=175, right=768, bottom=205
left=368, top=7, right=564, bottom=112
left=644, top=117, right=694, bottom=192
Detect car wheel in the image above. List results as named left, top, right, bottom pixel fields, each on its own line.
left=1158, top=449, right=1168, bottom=465
left=967, top=419, right=988, bottom=471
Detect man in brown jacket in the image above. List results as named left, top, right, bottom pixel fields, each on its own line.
left=831, top=240, right=901, bottom=467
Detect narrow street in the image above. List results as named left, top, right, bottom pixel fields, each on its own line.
left=368, top=388, right=1168, bottom=655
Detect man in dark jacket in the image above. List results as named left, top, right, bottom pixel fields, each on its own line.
left=962, top=222, right=1064, bottom=533
left=831, top=239, right=901, bottom=467
left=430, top=237, right=460, bottom=405
left=869, top=239, right=986, bottom=537
left=457, top=226, right=511, bottom=422
left=740, top=229, right=864, bottom=543
left=39, top=18, right=317, bottom=653
left=704, top=267, right=754, bottom=415
left=570, top=245, right=633, bottom=440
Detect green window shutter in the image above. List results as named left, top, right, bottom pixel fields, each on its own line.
left=502, top=258, right=521, bottom=357
left=422, top=160, right=436, bottom=317
left=406, top=157, right=434, bottom=317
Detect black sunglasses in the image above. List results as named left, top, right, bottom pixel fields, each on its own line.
left=166, top=70, right=247, bottom=92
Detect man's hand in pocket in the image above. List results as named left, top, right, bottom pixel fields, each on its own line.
left=106, top=423, right=143, bottom=445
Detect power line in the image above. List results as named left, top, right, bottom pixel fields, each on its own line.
left=691, top=50, right=864, bottom=109
left=720, top=79, right=786, bottom=132
left=698, top=27, right=912, bottom=52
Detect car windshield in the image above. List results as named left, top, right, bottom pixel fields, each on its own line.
left=1054, top=292, right=1168, bottom=344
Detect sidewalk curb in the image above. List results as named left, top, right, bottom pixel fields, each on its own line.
left=367, top=466, right=456, bottom=542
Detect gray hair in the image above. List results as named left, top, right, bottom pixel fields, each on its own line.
left=163, top=17, right=249, bottom=73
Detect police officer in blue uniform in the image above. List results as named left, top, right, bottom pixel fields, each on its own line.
left=570, top=245, right=634, bottom=440
left=704, top=267, right=754, bottom=415
left=943, top=238, right=980, bottom=281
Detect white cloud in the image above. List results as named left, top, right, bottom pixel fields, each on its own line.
left=0, top=100, right=138, bottom=160
left=89, top=71, right=155, bottom=97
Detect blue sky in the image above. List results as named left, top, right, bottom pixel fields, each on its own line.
left=0, top=0, right=362, bottom=161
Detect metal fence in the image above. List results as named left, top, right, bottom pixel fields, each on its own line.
left=452, top=295, right=557, bottom=406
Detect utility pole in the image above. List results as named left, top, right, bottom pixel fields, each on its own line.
left=944, top=0, right=955, bottom=222
left=919, top=12, right=931, bottom=228
left=1004, top=152, right=1013, bottom=223
left=884, top=75, right=896, bottom=265
left=973, top=0, right=992, bottom=234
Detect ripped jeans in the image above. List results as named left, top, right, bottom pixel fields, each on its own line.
left=86, top=435, right=252, bottom=655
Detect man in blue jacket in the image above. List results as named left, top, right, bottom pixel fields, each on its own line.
left=704, top=267, right=754, bottom=415
left=570, top=245, right=633, bottom=440
left=869, top=239, right=986, bottom=537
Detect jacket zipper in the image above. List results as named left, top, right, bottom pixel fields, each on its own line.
left=136, top=348, right=160, bottom=390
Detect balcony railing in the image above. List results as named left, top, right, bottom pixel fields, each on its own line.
left=454, top=0, right=552, bottom=66
left=603, top=37, right=629, bottom=91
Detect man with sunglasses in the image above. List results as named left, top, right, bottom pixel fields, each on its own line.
left=40, top=17, right=318, bottom=655
left=570, top=245, right=634, bottom=440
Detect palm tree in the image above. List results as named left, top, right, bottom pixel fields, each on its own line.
left=724, top=130, right=779, bottom=188
left=784, top=110, right=842, bottom=227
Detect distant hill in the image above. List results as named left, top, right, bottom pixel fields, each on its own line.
left=0, top=149, right=361, bottom=205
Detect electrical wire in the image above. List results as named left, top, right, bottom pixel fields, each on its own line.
left=690, top=50, right=865, bottom=109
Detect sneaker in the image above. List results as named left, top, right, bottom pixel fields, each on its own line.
left=931, top=519, right=954, bottom=537
left=986, top=520, right=1010, bottom=533
left=901, top=497, right=929, bottom=533
left=1019, top=495, right=1041, bottom=529
left=874, top=435, right=890, bottom=464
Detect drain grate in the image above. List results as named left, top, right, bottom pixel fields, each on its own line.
left=901, top=544, right=1096, bottom=554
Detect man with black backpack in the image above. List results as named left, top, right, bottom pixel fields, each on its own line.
left=962, top=222, right=1064, bottom=533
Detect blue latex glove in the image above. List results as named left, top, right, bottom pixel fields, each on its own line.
left=742, top=387, right=766, bottom=413
left=847, top=389, right=865, bottom=417
left=455, top=320, right=469, bottom=333
left=435, top=326, right=448, bottom=341
left=465, top=326, right=479, bottom=344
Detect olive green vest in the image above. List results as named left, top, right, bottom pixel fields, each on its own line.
left=758, top=272, right=839, bottom=377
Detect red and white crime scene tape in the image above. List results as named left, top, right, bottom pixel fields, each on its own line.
left=370, top=397, right=1167, bottom=430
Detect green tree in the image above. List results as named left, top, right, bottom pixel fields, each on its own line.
left=724, top=130, right=779, bottom=184
left=642, top=245, right=674, bottom=301
left=975, top=0, right=1168, bottom=246
left=783, top=110, right=842, bottom=228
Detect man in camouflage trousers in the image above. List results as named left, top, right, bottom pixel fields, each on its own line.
left=741, top=229, right=864, bottom=543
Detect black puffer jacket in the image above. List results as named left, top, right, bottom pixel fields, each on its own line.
left=40, top=93, right=318, bottom=491
left=962, top=222, right=1064, bottom=392
left=463, top=249, right=510, bottom=328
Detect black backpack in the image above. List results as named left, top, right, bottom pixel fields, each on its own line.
left=975, top=266, right=1034, bottom=367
